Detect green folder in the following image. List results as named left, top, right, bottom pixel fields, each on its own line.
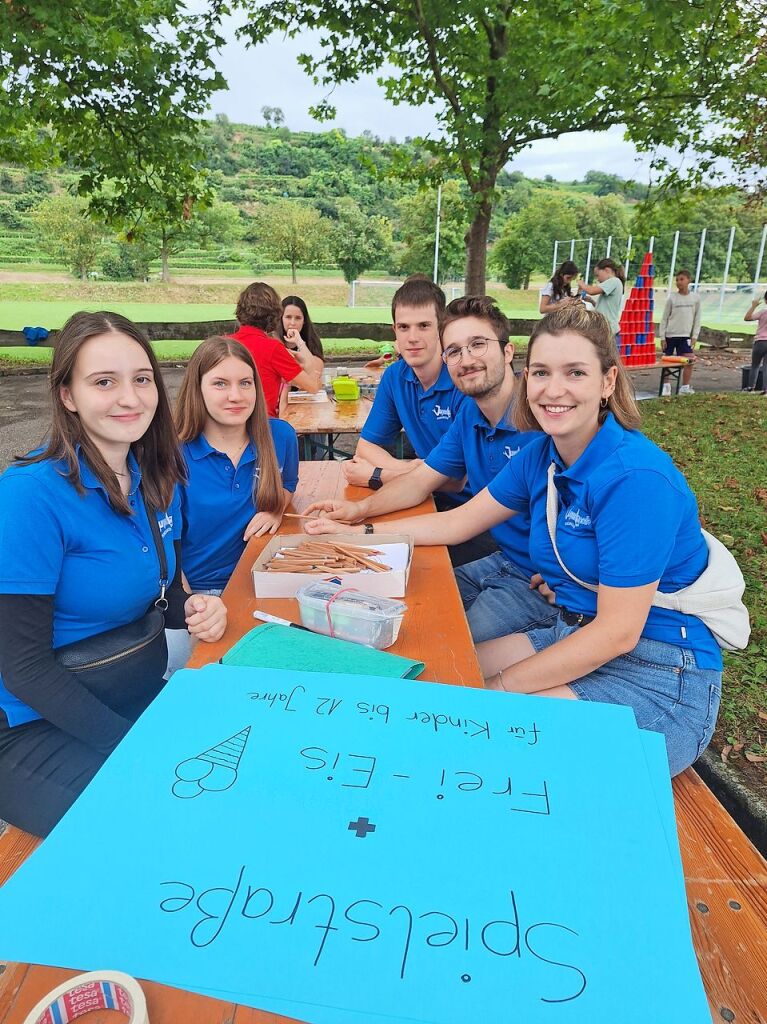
left=221, top=623, right=425, bottom=679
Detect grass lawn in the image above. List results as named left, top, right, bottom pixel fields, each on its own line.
left=641, top=394, right=767, bottom=791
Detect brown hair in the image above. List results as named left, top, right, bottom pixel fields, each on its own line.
left=175, top=337, right=284, bottom=515
left=512, top=304, right=641, bottom=432
left=235, top=281, right=282, bottom=333
left=676, top=268, right=692, bottom=280
left=277, top=294, right=324, bottom=359
left=594, top=257, right=626, bottom=285
left=391, top=274, right=446, bottom=322
left=16, top=310, right=184, bottom=515
left=440, top=295, right=511, bottom=350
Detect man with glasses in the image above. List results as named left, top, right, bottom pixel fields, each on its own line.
left=305, top=296, right=558, bottom=639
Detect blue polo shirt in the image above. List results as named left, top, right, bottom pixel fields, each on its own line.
left=180, top=419, right=299, bottom=592
left=487, top=413, right=721, bottom=669
left=361, top=360, right=465, bottom=458
left=0, top=450, right=181, bottom=727
left=425, top=401, right=538, bottom=576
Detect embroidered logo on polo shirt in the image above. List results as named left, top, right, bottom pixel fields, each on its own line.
left=432, top=404, right=452, bottom=420
left=503, top=445, right=520, bottom=459
left=157, top=512, right=174, bottom=537
left=564, top=507, right=591, bottom=529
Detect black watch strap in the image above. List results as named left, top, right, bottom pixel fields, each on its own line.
left=368, top=467, right=384, bottom=490
left=363, top=523, right=375, bottom=535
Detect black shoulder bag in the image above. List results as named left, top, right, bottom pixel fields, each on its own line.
left=54, top=491, right=171, bottom=720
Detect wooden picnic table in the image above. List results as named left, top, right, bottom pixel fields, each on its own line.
left=1, top=461, right=766, bottom=1023
left=284, top=394, right=373, bottom=460
left=626, top=359, right=690, bottom=396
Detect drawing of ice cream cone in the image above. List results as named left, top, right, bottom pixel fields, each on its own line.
left=172, top=726, right=251, bottom=799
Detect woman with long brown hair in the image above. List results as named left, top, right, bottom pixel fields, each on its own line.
left=0, top=311, right=227, bottom=836
left=175, top=336, right=299, bottom=596
left=306, top=304, right=728, bottom=776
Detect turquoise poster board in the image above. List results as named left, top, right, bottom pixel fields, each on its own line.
left=0, top=666, right=709, bottom=1022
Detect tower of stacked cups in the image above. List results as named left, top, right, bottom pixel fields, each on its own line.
left=617, top=252, right=656, bottom=366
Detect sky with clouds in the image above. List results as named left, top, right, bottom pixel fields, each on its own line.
left=209, top=17, right=669, bottom=184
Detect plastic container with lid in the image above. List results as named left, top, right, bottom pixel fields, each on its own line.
left=332, top=375, right=360, bottom=401
left=295, top=582, right=407, bottom=649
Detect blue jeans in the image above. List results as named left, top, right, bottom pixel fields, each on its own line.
left=527, top=616, right=722, bottom=776
left=455, top=552, right=559, bottom=643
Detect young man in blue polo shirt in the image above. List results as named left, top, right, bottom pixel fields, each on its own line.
left=306, top=296, right=558, bottom=641
left=343, top=276, right=465, bottom=493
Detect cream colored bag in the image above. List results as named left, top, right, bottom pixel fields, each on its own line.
left=546, top=464, right=751, bottom=651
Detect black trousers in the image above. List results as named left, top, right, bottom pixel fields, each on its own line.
left=0, top=715, right=107, bottom=837
left=433, top=491, right=499, bottom=568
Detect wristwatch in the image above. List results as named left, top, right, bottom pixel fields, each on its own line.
left=363, top=523, right=375, bottom=535
left=368, top=467, right=384, bottom=490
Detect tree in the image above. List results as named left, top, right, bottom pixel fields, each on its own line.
left=133, top=197, right=242, bottom=282
left=31, top=195, right=105, bottom=280
left=254, top=200, right=330, bottom=283
left=632, top=189, right=763, bottom=284
left=576, top=195, right=631, bottom=246
left=492, top=193, right=578, bottom=289
left=239, top=0, right=760, bottom=294
left=102, top=239, right=153, bottom=281
left=396, top=180, right=467, bottom=283
left=328, top=198, right=393, bottom=303
left=261, top=106, right=286, bottom=128
left=0, top=2, right=226, bottom=225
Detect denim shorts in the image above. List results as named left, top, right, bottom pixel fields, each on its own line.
left=526, top=615, right=722, bottom=776
left=164, top=587, right=224, bottom=679
left=455, top=551, right=559, bottom=643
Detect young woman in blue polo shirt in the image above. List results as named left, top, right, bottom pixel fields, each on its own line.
left=174, top=336, right=299, bottom=596
left=306, top=304, right=723, bottom=775
left=0, top=312, right=228, bottom=836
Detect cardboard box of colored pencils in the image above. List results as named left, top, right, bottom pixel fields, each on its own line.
left=251, top=534, right=413, bottom=598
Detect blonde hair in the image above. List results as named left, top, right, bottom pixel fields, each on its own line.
left=175, top=337, right=284, bottom=514
left=512, top=305, right=641, bottom=432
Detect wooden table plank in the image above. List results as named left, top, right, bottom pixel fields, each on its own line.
left=284, top=397, right=371, bottom=436
left=2, top=461, right=766, bottom=1023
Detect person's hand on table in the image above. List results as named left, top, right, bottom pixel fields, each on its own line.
left=243, top=510, right=283, bottom=540
left=529, top=572, right=556, bottom=605
left=185, top=595, right=227, bottom=643
left=304, top=517, right=365, bottom=536
left=302, top=498, right=365, bottom=523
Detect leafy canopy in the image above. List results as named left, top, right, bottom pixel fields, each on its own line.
left=1, top=1, right=227, bottom=224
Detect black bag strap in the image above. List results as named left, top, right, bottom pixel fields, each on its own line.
left=141, top=486, right=170, bottom=611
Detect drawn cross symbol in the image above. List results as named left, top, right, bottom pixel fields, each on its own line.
left=348, top=816, right=377, bottom=838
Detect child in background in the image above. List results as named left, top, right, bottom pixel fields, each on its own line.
left=539, top=260, right=580, bottom=314
left=659, top=270, right=701, bottom=395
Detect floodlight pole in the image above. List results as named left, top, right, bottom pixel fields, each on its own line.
left=668, top=231, right=680, bottom=292
left=605, top=235, right=612, bottom=258
left=569, top=239, right=575, bottom=260
left=753, top=223, right=767, bottom=297
left=584, top=237, right=593, bottom=282
left=433, top=183, right=442, bottom=283
left=624, top=234, right=632, bottom=279
left=719, top=226, right=736, bottom=312
left=649, top=236, right=655, bottom=253
left=552, top=240, right=559, bottom=275
left=693, top=229, right=707, bottom=291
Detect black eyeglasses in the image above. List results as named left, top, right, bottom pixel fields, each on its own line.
left=442, top=337, right=493, bottom=365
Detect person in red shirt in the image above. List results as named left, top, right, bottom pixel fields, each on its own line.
left=231, top=282, right=321, bottom=416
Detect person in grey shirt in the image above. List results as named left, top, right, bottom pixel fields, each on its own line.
left=659, top=269, right=702, bottom=395
left=579, top=258, right=625, bottom=338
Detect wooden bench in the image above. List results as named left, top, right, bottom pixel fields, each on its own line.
left=2, top=462, right=766, bottom=1023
